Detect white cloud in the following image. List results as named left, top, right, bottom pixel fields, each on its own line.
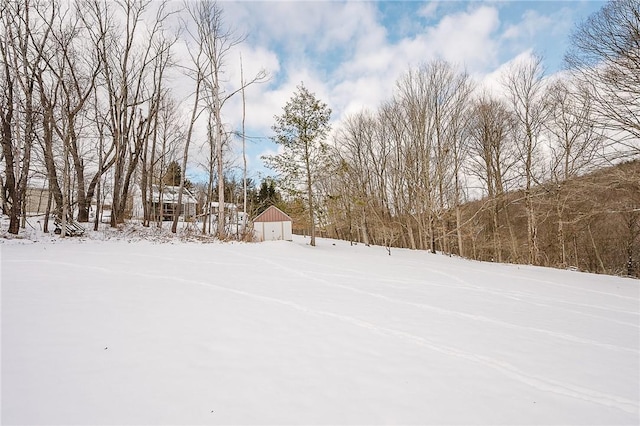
left=477, top=49, right=539, bottom=99
left=328, top=4, right=503, bottom=123
left=331, top=75, right=393, bottom=118
left=502, top=7, right=570, bottom=42
left=418, top=1, right=439, bottom=19
left=423, top=5, right=501, bottom=70
left=170, top=1, right=593, bottom=180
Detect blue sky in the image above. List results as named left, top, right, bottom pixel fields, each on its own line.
left=178, top=0, right=606, bottom=183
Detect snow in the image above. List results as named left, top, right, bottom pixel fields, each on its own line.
left=2, top=229, right=639, bottom=425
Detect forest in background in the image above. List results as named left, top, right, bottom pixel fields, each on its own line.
left=259, top=0, right=640, bottom=277
left=1, top=0, right=639, bottom=276
left=311, top=160, right=639, bottom=277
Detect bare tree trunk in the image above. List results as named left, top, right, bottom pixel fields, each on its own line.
left=203, top=113, right=215, bottom=235
left=588, top=222, right=606, bottom=273
left=304, top=139, right=316, bottom=246
left=492, top=198, right=502, bottom=262
left=0, top=1, right=52, bottom=234
left=240, top=54, right=247, bottom=216
left=216, top=99, right=226, bottom=239
left=94, top=129, right=103, bottom=232
left=172, top=72, right=202, bottom=234
left=455, top=204, right=464, bottom=257
left=61, top=129, right=71, bottom=237
left=556, top=192, right=567, bottom=267
left=502, top=55, right=547, bottom=265
left=44, top=184, right=52, bottom=233
left=1, top=36, right=18, bottom=233
left=141, top=124, right=151, bottom=226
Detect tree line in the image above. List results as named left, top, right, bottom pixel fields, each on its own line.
left=265, top=0, right=639, bottom=275
left=2, top=0, right=638, bottom=274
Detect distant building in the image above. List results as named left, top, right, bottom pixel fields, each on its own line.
left=25, top=186, right=50, bottom=214
left=147, top=185, right=197, bottom=221
left=205, top=202, right=248, bottom=234
left=209, top=201, right=238, bottom=215
left=23, top=177, right=50, bottom=214
left=252, top=205, right=293, bottom=242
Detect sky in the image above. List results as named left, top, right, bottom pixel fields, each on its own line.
left=175, top=0, right=607, bottom=183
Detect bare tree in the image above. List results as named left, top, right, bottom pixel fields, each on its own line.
left=333, top=109, right=384, bottom=246
left=35, top=1, right=104, bottom=224
left=240, top=53, right=247, bottom=217
left=467, top=93, right=518, bottom=262
left=429, top=61, right=473, bottom=255
left=565, top=0, right=640, bottom=159
left=85, top=0, right=174, bottom=226
left=139, top=18, right=178, bottom=227
left=1, top=0, right=53, bottom=234
left=147, top=95, right=184, bottom=227
left=182, top=0, right=266, bottom=237
left=166, top=4, right=206, bottom=234
left=502, top=54, right=548, bottom=264
left=327, top=61, right=472, bottom=254
left=184, top=0, right=232, bottom=237
left=545, top=79, right=604, bottom=181
left=379, top=100, right=415, bottom=249
left=394, top=66, right=436, bottom=252
left=543, top=78, right=605, bottom=266
left=391, top=60, right=473, bottom=253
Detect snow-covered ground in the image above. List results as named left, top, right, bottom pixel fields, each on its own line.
left=2, top=228, right=639, bottom=425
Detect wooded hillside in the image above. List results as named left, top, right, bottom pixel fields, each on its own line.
left=303, top=0, right=640, bottom=277
left=459, top=160, right=639, bottom=276
left=320, top=161, right=639, bottom=277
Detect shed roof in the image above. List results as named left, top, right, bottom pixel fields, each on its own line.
left=253, top=205, right=293, bottom=223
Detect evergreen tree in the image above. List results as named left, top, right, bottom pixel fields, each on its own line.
left=263, top=83, right=331, bottom=246
left=163, top=161, right=182, bottom=187
left=162, top=161, right=193, bottom=190
left=256, top=178, right=281, bottom=215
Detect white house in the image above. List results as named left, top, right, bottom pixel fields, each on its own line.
left=252, top=206, right=293, bottom=242
left=135, top=185, right=197, bottom=221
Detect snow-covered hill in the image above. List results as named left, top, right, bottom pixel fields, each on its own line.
left=2, top=235, right=638, bottom=424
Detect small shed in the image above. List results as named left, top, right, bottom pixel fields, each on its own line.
left=253, top=206, right=293, bottom=242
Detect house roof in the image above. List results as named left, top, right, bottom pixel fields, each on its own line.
left=150, top=185, right=197, bottom=204
left=253, top=206, right=293, bottom=223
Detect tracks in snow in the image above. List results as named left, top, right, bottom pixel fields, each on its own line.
left=10, top=249, right=639, bottom=416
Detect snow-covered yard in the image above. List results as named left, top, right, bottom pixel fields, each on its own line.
left=2, top=233, right=639, bottom=425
